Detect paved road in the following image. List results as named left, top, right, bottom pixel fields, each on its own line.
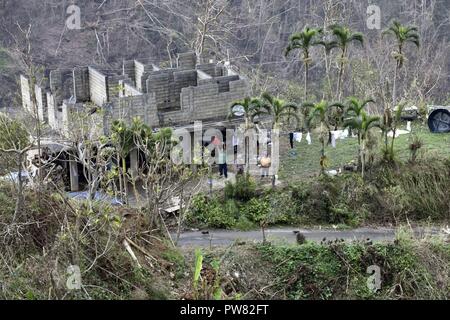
left=175, top=227, right=441, bottom=247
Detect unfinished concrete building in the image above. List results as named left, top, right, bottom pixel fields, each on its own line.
left=21, top=52, right=250, bottom=136
left=20, top=52, right=251, bottom=192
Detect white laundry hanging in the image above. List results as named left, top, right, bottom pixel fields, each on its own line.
left=331, top=132, right=336, bottom=148
left=293, top=132, right=302, bottom=143
left=306, top=132, right=312, bottom=145
left=232, top=135, right=239, bottom=146
left=406, top=121, right=411, bottom=132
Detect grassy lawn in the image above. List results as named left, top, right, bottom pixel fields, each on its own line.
left=279, top=122, right=450, bottom=180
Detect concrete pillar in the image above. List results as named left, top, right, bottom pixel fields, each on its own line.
left=69, top=157, right=79, bottom=192
left=190, top=131, right=198, bottom=173
left=130, top=149, right=138, bottom=178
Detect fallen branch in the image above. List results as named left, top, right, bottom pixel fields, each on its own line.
left=125, top=236, right=158, bottom=263
left=123, top=239, right=142, bottom=268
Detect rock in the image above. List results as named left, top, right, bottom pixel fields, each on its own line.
left=296, top=232, right=306, bottom=245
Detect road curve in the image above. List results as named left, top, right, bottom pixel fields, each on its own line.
left=174, top=227, right=440, bottom=248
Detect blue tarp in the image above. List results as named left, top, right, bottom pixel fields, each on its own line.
left=67, top=191, right=123, bottom=206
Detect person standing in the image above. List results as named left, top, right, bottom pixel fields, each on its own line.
left=218, top=144, right=228, bottom=179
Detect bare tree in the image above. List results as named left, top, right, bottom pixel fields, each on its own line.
left=0, top=113, right=33, bottom=221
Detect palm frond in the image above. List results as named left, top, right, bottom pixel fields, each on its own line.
left=301, top=102, right=315, bottom=109
left=329, top=102, right=345, bottom=111
left=362, top=98, right=375, bottom=108
left=344, top=117, right=362, bottom=130
left=349, top=32, right=364, bottom=45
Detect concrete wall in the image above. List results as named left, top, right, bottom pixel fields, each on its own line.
left=35, top=85, right=47, bottom=122
left=105, top=76, right=249, bottom=129
left=73, top=67, right=90, bottom=103
left=49, top=69, right=74, bottom=105
left=135, top=61, right=151, bottom=92
left=123, top=60, right=136, bottom=85
left=122, top=80, right=142, bottom=97
left=146, top=70, right=172, bottom=109
left=146, top=69, right=197, bottom=110
left=61, top=101, right=74, bottom=137
left=88, top=67, right=108, bottom=106
left=103, top=94, right=158, bottom=134
left=177, top=52, right=196, bottom=70
left=46, top=92, right=58, bottom=130
left=197, top=63, right=224, bottom=77
left=198, top=75, right=240, bottom=93
left=20, top=75, right=32, bottom=112
left=172, top=70, right=198, bottom=108
left=107, top=75, right=127, bottom=99
left=181, top=78, right=249, bottom=122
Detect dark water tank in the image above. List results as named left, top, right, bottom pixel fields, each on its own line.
left=428, top=108, right=450, bottom=133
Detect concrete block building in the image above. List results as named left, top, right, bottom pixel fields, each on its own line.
left=20, top=52, right=250, bottom=136
left=20, top=52, right=251, bottom=192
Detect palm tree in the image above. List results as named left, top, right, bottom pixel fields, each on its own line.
left=344, top=111, right=380, bottom=178
left=256, top=92, right=299, bottom=187
left=229, top=97, right=266, bottom=174
left=303, top=100, right=345, bottom=174
left=329, top=25, right=364, bottom=100
left=229, top=97, right=264, bottom=130
left=345, top=97, right=375, bottom=139
left=388, top=104, right=406, bottom=161
left=346, top=97, right=375, bottom=118
left=285, top=26, right=323, bottom=99
left=383, top=21, right=420, bottom=108
left=317, top=38, right=338, bottom=99
left=344, top=97, right=376, bottom=167
left=257, top=92, right=300, bottom=130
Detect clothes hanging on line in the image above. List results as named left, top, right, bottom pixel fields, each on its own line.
left=289, top=132, right=294, bottom=149
left=232, top=135, right=239, bottom=146
left=294, top=132, right=302, bottom=143
left=306, top=132, right=312, bottom=145
left=331, top=132, right=336, bottom=148
left=406, top=121, right=411, bottom=132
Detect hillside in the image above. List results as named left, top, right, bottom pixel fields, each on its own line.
left=0, top=0, right=449, bottom=110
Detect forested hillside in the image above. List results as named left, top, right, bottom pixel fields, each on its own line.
left=0, top=0, right=449, bottom=110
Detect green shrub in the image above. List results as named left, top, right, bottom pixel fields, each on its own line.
left=187, top=195, right=236, bottom=229
left=241, top=198, right=270, bottom=223
left=191, top=159, right=450, bottom=228
left=267, top=190, right=300, bottom=225
left=285, top=159, right=450, bottom=225
left=234, top=216, right=256, bottom=231
left=256, top=236, right=450, bottom=300
left=225, top=173, right=256, bottom=202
